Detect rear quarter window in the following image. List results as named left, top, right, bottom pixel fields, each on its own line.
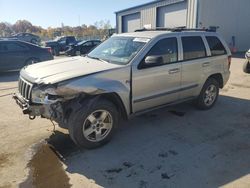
left=182, top=36, right=207, bottom=61
left=206, top=36, right=227, bottom=56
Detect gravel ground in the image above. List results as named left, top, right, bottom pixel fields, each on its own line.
left=0, top=55, right=249, bottom=188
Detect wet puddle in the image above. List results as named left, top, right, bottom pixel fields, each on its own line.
left=20, top=131, right=81, bottom=188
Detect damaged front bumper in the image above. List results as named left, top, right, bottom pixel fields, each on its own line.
left=13, top=93, right=57, bottom=120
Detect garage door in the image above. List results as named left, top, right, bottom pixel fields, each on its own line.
left=157, top=2, right=187, bottom=28
left=122, top=13, right=141, bottom=33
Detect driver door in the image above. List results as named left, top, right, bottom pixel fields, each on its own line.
left=132, top=37, right=181, bottom=113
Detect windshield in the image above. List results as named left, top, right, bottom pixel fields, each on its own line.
left=88, top=36, right=149, bottom=65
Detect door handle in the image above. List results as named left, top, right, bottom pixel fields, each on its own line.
left=202, top=62, right=210, bottom=67
left=169, top=68, right=180, bottom=74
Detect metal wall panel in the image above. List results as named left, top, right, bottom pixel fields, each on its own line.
left=122, top=13, right=141, bottom=33
left=198, top=0, right=250, bottom=51
left=141, top=7, right=157, bottom=29
left=116, top=0, right=187, bottom=33
left=186, top=0, right=198, bottom=28
left=156, top=2, right=187, bottom=28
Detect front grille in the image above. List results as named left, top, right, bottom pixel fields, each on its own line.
left=18, top=77, right=33, bottom=100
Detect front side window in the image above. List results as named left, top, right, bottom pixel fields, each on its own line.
left=88, top=36, right=148, bottom=65
left=206, top=36, right=226, bottom=56
left=182, top=36, right=207, bottom=61
left=146, top=37, right=178, bottom=65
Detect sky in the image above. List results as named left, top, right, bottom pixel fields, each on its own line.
left=0, top=0, right=151, bottom=28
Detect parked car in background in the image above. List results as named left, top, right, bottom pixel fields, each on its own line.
left=0, top=40, right=53, bottom=72
left=13, top=28, right=231, bottom=148
left=9, top=33, right=41, bottom=45
left=44, top=36, right=77, bottom=56
left=243, top=49, right=250, bottom=73
left=65, top=40, right=101, bottom=56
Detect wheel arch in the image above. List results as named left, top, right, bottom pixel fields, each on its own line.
left=207, top=73, right=224, bottom=88
left=61, top=92, right=129, bottom=129
left=97, top=92, right=128, bottom=120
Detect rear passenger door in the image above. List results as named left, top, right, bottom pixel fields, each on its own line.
left=132, top=37, right=181, bottom=113
left=180, top=36, right=210, bottom=99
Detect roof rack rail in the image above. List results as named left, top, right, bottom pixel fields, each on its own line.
left=135, top=27, right=217, bottom=32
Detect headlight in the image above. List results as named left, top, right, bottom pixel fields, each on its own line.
left=31, top=85, right=57, bottom=104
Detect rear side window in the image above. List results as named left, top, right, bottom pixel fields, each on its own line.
left=6, top=42, right=28, bottom=52
left=182, top=36, right=207, bottom=61
left=206, top=36, right=226, bottom=56
left=147, top=37, right=178, bottom=64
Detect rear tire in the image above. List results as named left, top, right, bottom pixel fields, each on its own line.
left=68, top=99, right=119, bottom=149
left=243, top=61, right=250, bottom=73
left=195, top=78, right=219, bottom=110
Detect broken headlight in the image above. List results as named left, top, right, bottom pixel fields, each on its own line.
left=31, top=85, right=58, bottom=104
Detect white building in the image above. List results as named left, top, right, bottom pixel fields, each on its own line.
left=115, top=0, right=250, bottom=51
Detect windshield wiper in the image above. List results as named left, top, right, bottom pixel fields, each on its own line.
left=87, top=55, right=99, bottom=60
left=87, top=55, right=109, bottom=63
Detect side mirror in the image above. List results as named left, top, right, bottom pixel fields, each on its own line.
left=145, top=56, right=163, bottom=65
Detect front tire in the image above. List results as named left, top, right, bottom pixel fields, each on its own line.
left=195, top=78, right=219, bottom=110
left=68, top=99, right=119, bottom=149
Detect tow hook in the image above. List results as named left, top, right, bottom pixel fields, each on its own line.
left=29, top=115, right=36, bottom=120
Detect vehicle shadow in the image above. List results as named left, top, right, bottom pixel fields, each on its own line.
left=45, top=95, right=250, bottom=188
left=0, top=71, right=19, bottom=82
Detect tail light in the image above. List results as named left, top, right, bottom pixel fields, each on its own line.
left=47, top=47, right=52, bottom=54
left=228, top=55, right=232, bottom=70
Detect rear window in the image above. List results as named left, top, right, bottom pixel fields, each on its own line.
left=182, top=36, right=207, bottom=61
left=206, top=36, right=226, bottom=56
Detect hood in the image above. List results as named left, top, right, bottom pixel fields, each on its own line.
left=20, top=56, right=122, bottom=84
